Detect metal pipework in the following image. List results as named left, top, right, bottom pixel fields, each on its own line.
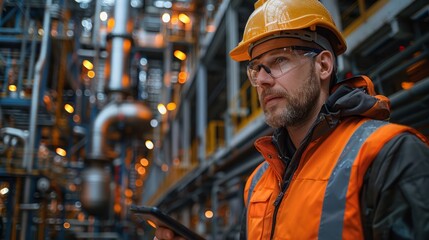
left=89, top=101, right=152, bottom=158
left=21, top=0, right=52, bottom=238
left=81, top=159, right=112, bottom=217
left=81, top=0, right=152, bottom=218
left=105, top=0, right=132, bottom=93
left=82, top=101, right=151, bottom=216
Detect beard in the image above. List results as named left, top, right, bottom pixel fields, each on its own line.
left=262, top=70, right=320, bottom=128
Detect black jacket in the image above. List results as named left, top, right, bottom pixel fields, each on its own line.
left=361, top=133, right=429, bottom=239
left=240, top=76, right=429, bottom=239
left=274, top=77, right=429, bottom=239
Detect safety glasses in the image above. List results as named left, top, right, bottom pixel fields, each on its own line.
left=246, top=46, right=322, bottom=87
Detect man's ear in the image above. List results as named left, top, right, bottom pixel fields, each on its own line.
left=317, top=50, right=334, bottom=82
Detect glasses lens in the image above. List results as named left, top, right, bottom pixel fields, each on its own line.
left=246, top=47, right=321, bottom=87
left=246, top=63, right=259, bottom=86
left=269, top=58, right=291, bottom=79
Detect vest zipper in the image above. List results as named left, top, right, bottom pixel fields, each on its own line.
left=269, top=177, right=292, bottom=239
left=269, top=125, right=318, bottom=239
left=269, top=152, right=292, bottom=239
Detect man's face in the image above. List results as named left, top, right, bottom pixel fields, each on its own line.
left=249, top=44, right=321, bottom=128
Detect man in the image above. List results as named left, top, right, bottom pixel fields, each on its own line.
left=155, top=0, right=429, bottom=239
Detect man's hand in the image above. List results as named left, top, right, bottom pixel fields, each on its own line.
left=154, top=226, right=186, bottom=240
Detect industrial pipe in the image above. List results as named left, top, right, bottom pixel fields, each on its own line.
left=21, top=0, right=52, bottom=238
left=89, top=101, right=152, bottom=158
left=81, top=0, right=153, bottom=217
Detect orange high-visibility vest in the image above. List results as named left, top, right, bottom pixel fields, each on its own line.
left=245, top=118, right=426, bottom=239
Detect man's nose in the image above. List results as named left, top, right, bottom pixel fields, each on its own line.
left=256, top=66, right=275, bottom=86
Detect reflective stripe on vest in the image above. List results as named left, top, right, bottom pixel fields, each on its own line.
left=246, top=120, right=387, bottom=239
left=247, top=161, right=269, bottom=205
left=246, top=161, right=269, bottom=240
left=318, top=120, right=387, bottom=239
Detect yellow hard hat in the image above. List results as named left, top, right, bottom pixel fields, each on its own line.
left=229, top=0, right=347, bottom=61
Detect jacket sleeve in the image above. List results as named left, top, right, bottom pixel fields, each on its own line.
left=361, top=133, right=429, bottom=240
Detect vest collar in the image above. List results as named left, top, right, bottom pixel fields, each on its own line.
left=269, top=75, right=391, bottom=161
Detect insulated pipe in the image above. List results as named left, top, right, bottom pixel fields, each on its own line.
left=106, top=0, right=131, bottom=92
left=82, top=101, right=151, bottom=216
left=81, top=0, right=153, bottom=217
left=21, top=0, right=52, bottom=239
left=89, top=101, right=152, bottom=158
left=82, top=0, right=132, bottom=217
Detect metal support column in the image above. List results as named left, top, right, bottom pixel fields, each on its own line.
left=196, top=65, right=207, bottom=163
left=22, top=0, right=51, bottom=239
left=225, top=4, right=239, bottom=146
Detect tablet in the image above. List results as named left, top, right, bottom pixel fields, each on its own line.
left=130, top=205, right=205, bottom=240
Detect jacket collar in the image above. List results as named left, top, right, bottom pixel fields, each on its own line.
left=266, top=75, right=391, bottom=160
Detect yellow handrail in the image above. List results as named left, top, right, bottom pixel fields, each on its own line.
left=206, top=120, right=225, bottom=156
left=231, top=80, right=262, bottom=133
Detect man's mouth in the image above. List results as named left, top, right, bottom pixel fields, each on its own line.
left=263, top=95, right=282, bottom=107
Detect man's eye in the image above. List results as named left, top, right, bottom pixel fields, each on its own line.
left=266, top=57, right=287, bottom=68
left=249, top=64, right=260, bottom=71
left=273, top=57, right=286, bottom=64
